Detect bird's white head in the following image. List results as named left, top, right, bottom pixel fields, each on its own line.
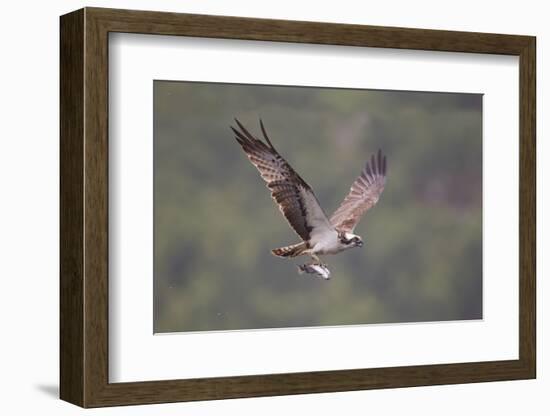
left=339, top=232, right=364, bottom=248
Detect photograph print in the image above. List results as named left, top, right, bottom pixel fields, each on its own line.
left=153, top=80, right=482, bottom=333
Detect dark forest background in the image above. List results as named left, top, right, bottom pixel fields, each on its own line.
left=153, top=81, right=482, bottom=333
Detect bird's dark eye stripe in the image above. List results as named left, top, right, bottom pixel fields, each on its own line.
left=340, top=236, right=354, bottom=244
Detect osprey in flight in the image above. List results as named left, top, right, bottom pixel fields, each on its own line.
left=231, top=119, right=387, bottom=278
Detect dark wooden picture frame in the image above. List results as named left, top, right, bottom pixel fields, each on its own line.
left=60, top=7, right=536, bottom=408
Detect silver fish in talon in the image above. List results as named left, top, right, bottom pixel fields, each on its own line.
left=298, top=263, right=331, bottom=280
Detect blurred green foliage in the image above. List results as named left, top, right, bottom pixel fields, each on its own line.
left=153, top=81, right=482, bottom=333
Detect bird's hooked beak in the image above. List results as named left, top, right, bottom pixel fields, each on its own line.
left=355, top=240, right=364, bottom=248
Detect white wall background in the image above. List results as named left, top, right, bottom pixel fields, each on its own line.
left=0, top=0, right=545, bottom=414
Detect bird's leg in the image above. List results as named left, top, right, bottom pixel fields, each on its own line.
left=310, top=254, right=321, bottom=265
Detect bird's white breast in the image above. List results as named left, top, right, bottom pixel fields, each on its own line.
left=310, top=230, right=348, bottom=255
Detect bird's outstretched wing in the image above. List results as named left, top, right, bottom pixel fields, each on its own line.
left=330, top=150, right=387, bottom=233
left=231, top=119, right=333, bottom=243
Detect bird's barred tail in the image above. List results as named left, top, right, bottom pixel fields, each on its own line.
left=272, top=242, right=307, bottom=258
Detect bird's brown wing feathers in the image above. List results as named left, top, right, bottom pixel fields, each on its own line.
left=231, top=119, right=333, bottom=242
left=330, top=150, right=387, bottom=233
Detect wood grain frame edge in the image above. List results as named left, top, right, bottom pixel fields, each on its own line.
left=60, top=7, right=537, bottom=408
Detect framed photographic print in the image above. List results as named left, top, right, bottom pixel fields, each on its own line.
left=60, top=7, right=536, bottom=408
